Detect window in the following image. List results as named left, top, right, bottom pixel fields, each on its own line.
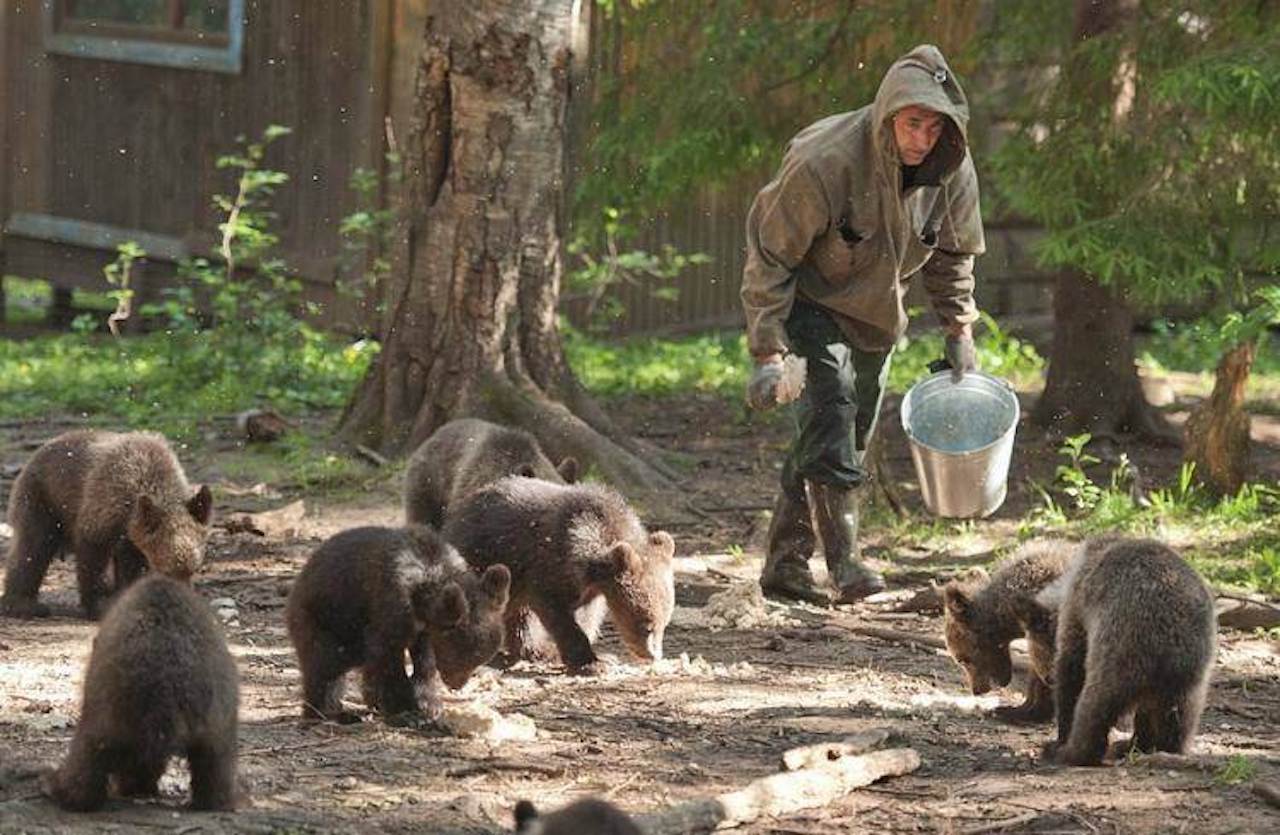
left=45, top=0, right=244, bottom=74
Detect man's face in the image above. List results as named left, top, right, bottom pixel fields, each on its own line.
left=892, top=105, right=945, bottom=165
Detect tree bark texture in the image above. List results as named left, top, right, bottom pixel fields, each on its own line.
left=1031, top=0, right=1172, bottom=441
left=1183, top=340, right=1254, bottom=495
left=1031, top=268, right=1170, bottom=439
left=338, top=1, right=674, bottom=496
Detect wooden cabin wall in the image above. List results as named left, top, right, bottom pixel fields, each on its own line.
left=1, top=0, right=391, bottom=326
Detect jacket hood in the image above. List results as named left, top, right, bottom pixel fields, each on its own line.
left=871, top=44, right=970, bottom=184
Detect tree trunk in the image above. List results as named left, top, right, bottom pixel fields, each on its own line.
left=1183, top=340, right=1254, bottom=495
left=1031, top=0, right=1174, bottom=442
left=338, top=1, right=675, bottom=499
left=1031, top=268, right=1173, bottom=440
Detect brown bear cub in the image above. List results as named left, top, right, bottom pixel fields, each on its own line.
left=443, top=476, right=675, bottom=675
left=404, top=417, right=579, bottom=528
left=1, top=430, right=213, bottom=620
left=514, top=797, right=641, bottom=834
left=286, top=524, right=511, bottom=723
left=1037, top=537, right=1217, bottom=766
left=43, top=575, right=240, bottom=811
left=942, top=539, right=1075, bottom=722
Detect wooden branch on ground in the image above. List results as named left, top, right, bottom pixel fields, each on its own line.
left=958, top=812, right=1042, bottom=835
left=832, top=623, right=1032, bottom=674
left=1253, top=780, right=1280, bottom=810
left=780, top=728, right=895, bottom=771
left=354, top=443, right=389, bottom=467
left=1215, top=595, right=1280, bottom=631
left=633, top=747, right=920, bottom=834
left=445, top=759, right=566, bottom=779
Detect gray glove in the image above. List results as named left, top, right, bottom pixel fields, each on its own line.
left=746, top=359, right=784, bottom=411
left=944, top=332, right=977, bottom=382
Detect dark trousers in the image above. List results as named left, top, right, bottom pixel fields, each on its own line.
left=779, top=299, right=892, bottom=499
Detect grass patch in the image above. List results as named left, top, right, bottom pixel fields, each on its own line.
left=1018, top=438, right=1280, bottom=597
left=1214, top=754, right=1259, bottom=786
left=0, top=327, right=377, bottom=440
left=565, top=311, right=1046, bottom=401
left=1138, top=320, right=1280, bottom=410
left=216, top=432, right=397, bottom=496
left=565, top=328, right=748, bottom=398
left=2, top=276, right=53, bottom=325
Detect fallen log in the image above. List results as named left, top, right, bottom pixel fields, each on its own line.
left=1216, top=595, right=1280, bottom=631
left=1253, top=780, right=1280, bottom=810
left=633, top=747, right=920, bottom=834
left=780, top=728, right=895, bottom=771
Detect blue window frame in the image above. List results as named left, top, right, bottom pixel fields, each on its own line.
left=44, top=0, right=245, bottom=74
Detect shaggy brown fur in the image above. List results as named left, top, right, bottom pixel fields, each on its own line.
left=42, top=575, right=239, bottom=811
left=1, top=430, right=213, bottom=619
left=404, top=418, right=578, bottom=528
left=443, top=476, right=675, bottom=675
left=286, top=525, right=510, bottom=723
left=514, top=797, right=641, bottom=834
left=1041, top=537, right=1217, bottom=766
left=941, top=539, right=1075, bottom=722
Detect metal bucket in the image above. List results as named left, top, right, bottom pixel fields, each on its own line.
left=900, top=371, right=1020, bottom=518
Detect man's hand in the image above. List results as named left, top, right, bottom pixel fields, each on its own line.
left=943, top=325, right=977, bottom=382
left=746, top=354, right=785, bottom=411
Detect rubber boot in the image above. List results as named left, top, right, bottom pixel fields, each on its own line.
left=807, top=481, right=886, bottom=603
left=759, top=489, right=829, bottom=606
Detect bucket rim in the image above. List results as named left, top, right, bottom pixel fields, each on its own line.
left=900, top=370, right=1021, bottom=457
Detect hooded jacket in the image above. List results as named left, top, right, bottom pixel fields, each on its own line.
left=741, top=44, right=984, bottom=356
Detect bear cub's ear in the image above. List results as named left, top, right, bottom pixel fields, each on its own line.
left=588, top=542, right=639, bottom=582
left=942, top=582, right=973, bottom=619
left=556, top=457, right=580, bottom=484
left=648, top=530, right=675, bottom=560
left=481, top=564, right=511, bottom=608
left=187, top=484, right=214, bottom=525
left=428, top=583, right=468, bottom=627
left=1012, top=596, right=1053, bottom=635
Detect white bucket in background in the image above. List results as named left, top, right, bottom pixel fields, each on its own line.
left=900, top=371, right=1020, bottom=518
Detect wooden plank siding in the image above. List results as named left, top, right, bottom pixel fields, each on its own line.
left=562, top=181, right=1056, bottom=337
left=1, top=0, right=1056, bottom=337
left=0, top=0, right=10, bottom=299
left=1, top=0, right=386, bottom=326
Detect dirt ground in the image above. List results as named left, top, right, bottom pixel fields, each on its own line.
left=1, top=385, right=1278, bottom=834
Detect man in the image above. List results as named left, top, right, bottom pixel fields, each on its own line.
left=741, top=44, right=983, bottom=605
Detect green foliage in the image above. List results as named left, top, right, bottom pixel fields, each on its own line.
left=1214, top=754, right=1258, bottom=786
left=988, top=2, right=1280, bottom=314
left=1140, top=318, right=1280, bottom=378
left=102, top=241, right=145, bottom=336
left=888, top=311, right=1045, bottom=393
left=0, top=329, right=377, bottom=438
left=577, top=0, right=977, bottom=237
left=337, top=151, right=401, bottom=310
left=566, top=313, right=1045, bottom=401
left=3, top=276, right=61, bottom=326
left=1054, top=433, right=1104, bottom=510
left=567, top=207, right=711, bottom=333
left=0, top=124, right=380, bottom=441
left=565, top=328, right=748, bottom=398
left=1015, top=429, right=1280, bottom=597
left=145, top=125, right=303, bottom=369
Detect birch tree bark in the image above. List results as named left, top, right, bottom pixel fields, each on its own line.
left=339, top=0, right=675, bottom=495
